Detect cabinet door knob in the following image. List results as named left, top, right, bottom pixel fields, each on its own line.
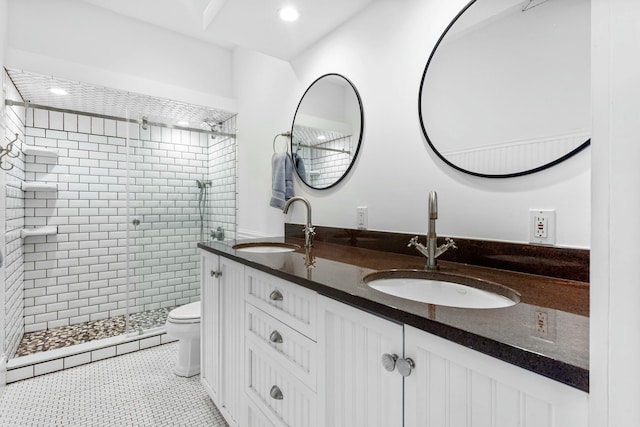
left=381, top=353, right=398, bottom=372
left=269, top=289, right=284, bottom=301
left=210, top=270, right=222, bottom=278
left=269, top=330, right=284, bottom=344
left=396, top=357, right=416, bottom=377
left=270, top=385, right=284, bottom=400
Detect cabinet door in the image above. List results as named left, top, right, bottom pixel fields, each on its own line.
left=404, top=325, right=588, bottom=427
left=200, top=251, right=221, bottom=403
left=219, top=256, right=246, bottom=427
left=318, top=295, right=404, bottom=427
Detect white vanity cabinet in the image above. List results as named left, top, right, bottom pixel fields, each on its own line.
left=200, top=251, right=245, bottom=427
left=404, top=325, right=588, bottom=427
left=317, top=295, right=404, bottom=427
left=199, top=249, right=588, bottom=427
left=318, top=296, right=589, bottom=427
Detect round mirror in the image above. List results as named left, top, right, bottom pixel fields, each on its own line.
left=291, top=73, right=364, bottom=189
left=419, top=0, right=590, bottom=178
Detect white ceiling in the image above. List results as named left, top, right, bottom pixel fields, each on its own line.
left=78, top=0, right=377, bottom=60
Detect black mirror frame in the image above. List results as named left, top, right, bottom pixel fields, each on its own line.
left=417, top=0, right=590, bottom=179
left=291, top=73, right=364, bottom=189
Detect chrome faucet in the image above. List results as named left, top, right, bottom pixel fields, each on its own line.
left=408, top=191, right=457, bottom=270
left=283, top=196, right=315, bottom=248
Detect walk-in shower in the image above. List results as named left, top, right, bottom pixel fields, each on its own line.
left=1, top=69, right=237, bottom=364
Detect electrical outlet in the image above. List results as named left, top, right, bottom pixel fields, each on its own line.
left=357, top=206, right=368, bottom=230
left=532, top=307, right=556, bottom=342
left=535, top=310, right=548, bottom=335
left=529, top=209, right=555, bottom=245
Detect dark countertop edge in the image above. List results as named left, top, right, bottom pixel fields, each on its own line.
left=198, top=242, right=589, bottom=393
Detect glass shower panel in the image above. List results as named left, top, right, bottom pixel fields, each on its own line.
left=125, top=114, right=210, bottom=333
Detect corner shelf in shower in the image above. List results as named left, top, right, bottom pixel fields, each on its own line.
left=22, top=145, right=58, bottom=158
left=22, top=182, right=58, bottom=192
left=21, top=226, right=58, bottom=238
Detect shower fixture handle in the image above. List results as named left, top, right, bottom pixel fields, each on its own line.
left=132, top=219, right=140, bottom=226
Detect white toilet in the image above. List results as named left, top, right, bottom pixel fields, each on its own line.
left=165, top=301, right=201, bottom=377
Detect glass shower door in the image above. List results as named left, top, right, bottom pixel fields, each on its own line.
left=125, top=113, right=208, bottom=334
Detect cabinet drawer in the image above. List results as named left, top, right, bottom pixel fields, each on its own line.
left=246, top=401, right=276, bottom=427
left=246, top=303, right=317, bottom=390
left=245, top=268, right=317, bottom=340
left=246, top=340, right=316, bottom=427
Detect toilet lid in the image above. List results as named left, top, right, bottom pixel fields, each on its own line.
left=168, top=301, right=200, bottom=322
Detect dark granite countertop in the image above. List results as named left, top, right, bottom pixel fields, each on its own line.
left=198, top=236, right=589, bottom=392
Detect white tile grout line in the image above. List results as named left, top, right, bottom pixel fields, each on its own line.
left=6, top=330, right=178, bottom=383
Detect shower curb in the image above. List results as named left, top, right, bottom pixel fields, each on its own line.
left=5, top=328, right=177, bottom=383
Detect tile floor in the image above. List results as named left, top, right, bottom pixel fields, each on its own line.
left=16, top=308, right=174, bottom=357
left=0, top=342, right=229, bottom=427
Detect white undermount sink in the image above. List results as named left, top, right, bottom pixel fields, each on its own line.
left=363, top=270, right=520, bottom=309
left=232, top=242, right=301, bottom=253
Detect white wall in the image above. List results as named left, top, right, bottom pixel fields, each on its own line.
left=236, top=0, right=590, bottom=248
left=6, top=0, right=236, bottom=112
left=232, top=48, right=300, bottom=239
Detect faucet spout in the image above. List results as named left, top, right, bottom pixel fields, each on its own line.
left=408, top=190, right=456, bottom=270
left=283, top=196, right=315, bottom=248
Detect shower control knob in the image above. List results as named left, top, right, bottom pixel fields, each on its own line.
left=381, top=353, right=398, bottom=372
left=132, top=219, right=140, bottom=226
left=396, top=357, right=416, bottom=377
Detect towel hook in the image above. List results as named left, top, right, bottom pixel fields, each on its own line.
left=0, top=133, right=19, bottom=171
left=273, top=132, right=291, bottom=154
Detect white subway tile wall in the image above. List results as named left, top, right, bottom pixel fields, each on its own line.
left=4, top=71, right=27, bottom=359
left=20, top=108, right=236, bottom=334
left=308, top=136, right=353, bottom=188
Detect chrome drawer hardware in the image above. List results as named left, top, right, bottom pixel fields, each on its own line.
left=269, top=289, right=284, bottom=301
left=269, top=330, right=284, bottom=344
left=381, top=353, right=398, bottom=372
left=396, top=357, right=416, bottom=377
left=270, top=385, right=284, bottom=400
left=210, top=270, right=222, bottom=278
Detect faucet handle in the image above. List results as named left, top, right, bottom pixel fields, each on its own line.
left=445, top=237, right=457, bottom=249
left=408, top=236, right=419, bottom=247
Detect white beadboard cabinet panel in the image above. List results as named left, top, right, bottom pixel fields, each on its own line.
left=245, top=268, right=317, bottom=340
left=200, top=250, right=246, bottom=427
left=317, top=295, right=404, bottom=427
left=246, top=339, right=316, bottom=427
left=246, top=401, right=277, bottom=427
left=219, top=256, right=246, bottom=427
left=200, top=251, right=221, bottom=404
left=404, top=325, right=588, bottom=427
left=246, top=303, right=317, bottom=390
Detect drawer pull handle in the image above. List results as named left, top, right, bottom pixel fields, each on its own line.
left=381, top=353, right=398, bottom=372
left=269, top=330, right=284, bottom=344
left=396, top=357, right=416, bottom=377
left=269, top=289, right=283, bottom=301
left=210, top=270, right=222, bottom=278
left=270, top=385, right=284, bottom=400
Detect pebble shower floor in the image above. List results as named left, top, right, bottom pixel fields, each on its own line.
left=0, top=342, right=229, bottom=427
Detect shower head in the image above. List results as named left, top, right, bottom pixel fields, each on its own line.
left=196, top=179, right=204, bottom=189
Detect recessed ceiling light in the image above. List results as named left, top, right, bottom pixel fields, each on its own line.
left=278, top=6, right=299, bottom=22
left=49, top=87, right=68, bottom=96
left=177, top=120, right=189, bottom=126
